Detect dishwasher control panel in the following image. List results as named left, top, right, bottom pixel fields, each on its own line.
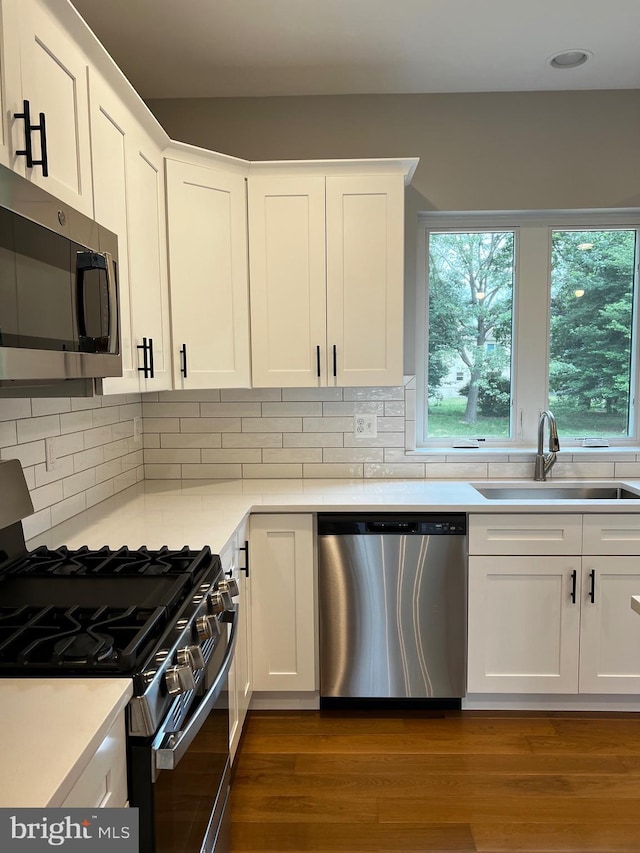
left=318, top=513, right=467, bottom=536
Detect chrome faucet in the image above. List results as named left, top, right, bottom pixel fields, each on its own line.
left=534, top=410, right=560, bottom=481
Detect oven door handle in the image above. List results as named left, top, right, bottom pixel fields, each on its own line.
left=153, top=607, right=238, bottom=772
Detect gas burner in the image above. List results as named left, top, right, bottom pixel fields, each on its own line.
left=53, top=631, right=115, bottom=664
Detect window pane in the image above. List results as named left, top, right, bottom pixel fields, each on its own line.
left=550, top=229, right=637, bottom=438
left=427, top=231, right=514, bottom=438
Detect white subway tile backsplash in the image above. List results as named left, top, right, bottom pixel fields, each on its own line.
left=615, top=462, right=640, bottom=477
left=261, top=402, right=323, bottom=417
left=182, top=463, right=243, bottom=478
left=161, top=433, right=222, bottom=448
left=119, top=403, right=143, bottom=420
left=85, top=480, right=115, bottom=508
left=303, top=417, right=353, bottom=433
left=92, top=407, right=120, bottom=428
left=144, top=449, right=202, bottom=464
left=84, top=425, right=113, bottom=449
left=145, top=464, right=182, bottom=479
left=157, top=389, right=221, bottom=402
left=103, top=438, right=131, bottom=462
left=0, top=399, right=31, bottom=421
left=488, top=462, right=534, bottom=478
left=282, top=388, right=342, bottom=402
left=426, top=462, right=489, bottom=479
left=73, top=447, right=105, bottom=473
left=60, top=410, right=94, bottom=434
left=283, top=432, right=342, bottom=448
left=53, top=432, right=85, bottom=459
left=71, top=396, right=101, bottom=411
left=324, top=448, right=384, bottom=463
left=17, top=415, right=60, bottom=444
left=364, top=463, right=426, bottom=479
left=344, top=433, right=404, bottom=447
left=94, top=459, right=123, bottom=484
left=143, top=402, right=201, bottom=418
left=114, top=469, right=139, bottom=493
left=302, top=463, right=364, bottom=478
left=322, top=401, right=384, bottom=416
left=31, top=481, right=64, bottom=511
left=200, top=402, right=262, bottom=417
left=181, top=417, right=242, bottom=433
left=0, top=420, right=17, bottom=448
left=121, top=450, right=143, bottom=471
left=2, top=440, right=46, bottom=468
left=221, top=389, right=282, bottom=402
left=552, top=462, right=616, bottom=479
left=30, top=398, right=71, bottom=416
left=201, top=449, right=262, bottom=463
left=63, top=469, right=97, bottom=499
left=263, top=448, right=323, bottom=464
left=143, top=418, right=180, bottom=433
left=223, top=433, right=282, bottom=448
left=344, top=386, right=404, bottom=401
left=33, top=456, right=75, bottom=487
left=22, top=507, right=52, bottom=540
left=243, top=463, right=303, bottom=478
left=242, top=417, right=302, bottom=433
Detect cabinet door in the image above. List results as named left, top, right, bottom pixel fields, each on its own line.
left=582, top=514, right=640, bottom=556
left=467, top=556, right=580, bottom=694
left=326, top=174, right=405, bottom=386
left=249, top=514, right=316, bottom=691
left=248, top=175, right=327, bottom=387
left=126, top=129, right=171, bottom=391
left=88, top=71, right=139, bottom=393
left=222, top=518, right=252, bottom=763
left=18, top=0, right=93, bottom=215
left=578, top=558, right=640, bottom=694
left=166, top=159, right=250, bottom=389
left=0, top=0, right=22, bottom=170
left=60, top=713, right=128, bottom=808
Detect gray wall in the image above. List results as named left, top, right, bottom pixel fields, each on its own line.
left=147, top=90, right=640, bottom=371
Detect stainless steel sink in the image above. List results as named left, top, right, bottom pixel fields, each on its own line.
left=473, top=484, right=640, bottom=500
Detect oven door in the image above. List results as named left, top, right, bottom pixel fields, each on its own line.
left=130, top=609, right=238, bottom=853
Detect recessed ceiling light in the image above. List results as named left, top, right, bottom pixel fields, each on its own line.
left=548, top=49, right=592, bottom=69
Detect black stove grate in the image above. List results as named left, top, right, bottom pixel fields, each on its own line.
left=0, top=604, right=169, bottom=673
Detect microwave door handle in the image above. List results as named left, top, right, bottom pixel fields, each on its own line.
left=103, top=251, right=118, bottom=354
left=153, top=608, right=239, bottom=772
left=75, top=257, right=88, bottom=340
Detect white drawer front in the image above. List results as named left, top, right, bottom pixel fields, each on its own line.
left=469, top=514, right=582, bottom=555
left=583, top=514, right=640, bottom=555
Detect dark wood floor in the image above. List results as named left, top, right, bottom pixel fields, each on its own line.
left=229, top=708, right=640, bottom=852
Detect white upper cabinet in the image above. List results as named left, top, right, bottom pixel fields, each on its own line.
left=248, top=160, right=417, bottom=388
left=325, top=175, right=405, bottom=386
left=89, top=69, right=171, bottom=394
left=10, top=0, right=93, bottom=215
left=248, top=174, right=327, bottom=387
left=165, top=149, right=251, bottom=389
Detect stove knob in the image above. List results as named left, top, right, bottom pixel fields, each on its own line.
left=165, top=664, right=196, bottom=696
left=208, top=590, right=231, bottom=614
left=219, top=578, right=239, bottom=598
left=177, top=644, right=205, bottom=670
left=195, top=613, right=221, bottom=641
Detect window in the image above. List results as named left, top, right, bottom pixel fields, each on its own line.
left=417, top=214, right=640, bottom=447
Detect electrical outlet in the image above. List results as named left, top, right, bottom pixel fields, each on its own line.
left=45, top=437, right=57, bottom=472
left=354, top=414, right=377, bottom=438
left=133, top=416, right=142, bottom=444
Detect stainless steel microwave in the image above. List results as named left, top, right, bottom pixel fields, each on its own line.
left=0, top=163, right=121, bottom=392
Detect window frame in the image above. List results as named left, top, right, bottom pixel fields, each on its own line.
left=416, top=210, right=640, bottom=449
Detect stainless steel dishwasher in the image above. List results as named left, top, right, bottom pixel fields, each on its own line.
left=317, top=513, right=467, bottom=706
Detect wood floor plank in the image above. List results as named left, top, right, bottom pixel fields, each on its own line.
left=233, top=771, right=640, bottom=799
left=293, top=752, right=630, bottom=776
left=230, top=792, right=377, bottom=823
left=471, top=822, right=640, bottom=852
left=378, top=795, right=640, bottom=824
left=230, top=821, right=476, bottom=852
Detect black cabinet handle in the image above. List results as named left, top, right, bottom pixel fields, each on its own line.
left=14, top=100, right=34, bottom=168
left=238, top=540, right=249, bottom=578
left=570, top=569, right=577, bottom=604
left=14, top=100, right=48, bottom=175
left=137, top=336, right=150, bottom=378
left=589, top=569, right=596, bottom=603
left=332, top=344, right=337, bottom=378
left=180, top=344, right=188, bottom=378
left=316, top=345, right=321, bottom=378
left=148, top=337, right=155, bottom=379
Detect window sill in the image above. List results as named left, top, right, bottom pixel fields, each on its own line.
left=409, top=446, right=640, bottom=461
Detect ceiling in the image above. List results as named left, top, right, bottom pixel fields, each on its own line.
left=70, top=0, right=640, bottom=99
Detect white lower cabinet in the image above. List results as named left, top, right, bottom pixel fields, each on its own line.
left=467, top=556, right=580, bottom=694
left=223, top=517, right=252, bottom=763
left=468, top=513, right=640, bottom=696
left=61, top=712, right=127, bottom=808
left=249, top=514, right=316, bottom=692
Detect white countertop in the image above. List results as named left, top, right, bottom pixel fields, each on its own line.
left=0, top=678, right=132, bottom=807
left=26, top=477, right=640, bottom=553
